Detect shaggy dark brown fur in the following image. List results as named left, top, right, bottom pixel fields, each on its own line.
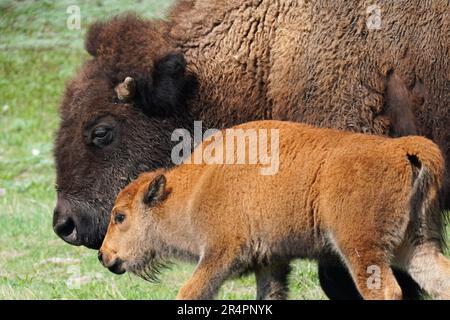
left=54, top=0, right=450, bottom=299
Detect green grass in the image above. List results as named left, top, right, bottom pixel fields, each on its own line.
left=0, top=0, right=448, bottom=300
left=0, top=0, right=325, bottom=300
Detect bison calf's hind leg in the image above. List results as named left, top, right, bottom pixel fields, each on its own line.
left=345, top=254, right=403, bottom=300
left=176, top=249, right=240, bottom=300
left=318, top=259, right=423, bottom=300
left=255, top=262, right=291, bottom=300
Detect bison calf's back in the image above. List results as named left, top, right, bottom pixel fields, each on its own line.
left=100, top=120, right=449, bottom=300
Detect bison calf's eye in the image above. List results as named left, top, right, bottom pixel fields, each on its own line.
left=114, top=213, right=125, bottom=224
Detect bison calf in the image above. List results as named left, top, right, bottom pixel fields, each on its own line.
left=99, top=120, right=449, bottom=300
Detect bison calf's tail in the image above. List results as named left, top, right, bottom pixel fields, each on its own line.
left=398, top=137, right=450, bottom=299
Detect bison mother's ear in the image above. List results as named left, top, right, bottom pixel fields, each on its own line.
left=135, top=52, right=197, bottom=116
left=143, top=174, right=167, bottom=206
left=85, top=21, right=106, bottom=57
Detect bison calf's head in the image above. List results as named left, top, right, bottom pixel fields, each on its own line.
left=99, top=172, right=168, bottom=278
left=53, top=14, right=196, bottom=249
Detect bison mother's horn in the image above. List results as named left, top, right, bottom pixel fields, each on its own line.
left=115, top=77, right=135, bottom=102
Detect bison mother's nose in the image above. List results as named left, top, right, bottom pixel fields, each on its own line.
left=53, top=207, right=79, bottom=245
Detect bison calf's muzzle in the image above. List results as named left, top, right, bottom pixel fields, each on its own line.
left=98, top=250, right=126, bottom=274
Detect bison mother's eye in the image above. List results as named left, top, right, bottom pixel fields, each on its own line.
left=83, top=115, right=119, bottom=149
left=115, top=213, right=126, bottom=224
left=91, top=125, right=114, bottom=148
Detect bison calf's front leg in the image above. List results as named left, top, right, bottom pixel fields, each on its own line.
left=176, top=251, right=239, bottom=300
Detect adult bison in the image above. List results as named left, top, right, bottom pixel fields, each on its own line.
left=54, top=0, right=450, bottom=300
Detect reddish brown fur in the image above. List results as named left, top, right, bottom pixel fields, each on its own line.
left=100, top=120, right=449, bottom=300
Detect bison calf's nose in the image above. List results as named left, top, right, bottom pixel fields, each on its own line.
left=106, top=258, right=126, bottom=275
left=98, top=251, right=103, bottom=263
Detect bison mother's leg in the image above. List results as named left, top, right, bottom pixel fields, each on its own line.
left=318, top=259, right=361, bottom=300
left=392, top=268, right=424, bottom=299
left=255, top=262, right=291, bottom=300
left=319, top=258, right=423, bottom=300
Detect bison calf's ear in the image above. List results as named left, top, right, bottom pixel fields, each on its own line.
left=143, top=174, right=167, bottom=206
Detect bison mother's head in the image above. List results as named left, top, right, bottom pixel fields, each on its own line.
left=53, top=14, right=196, bottom=249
